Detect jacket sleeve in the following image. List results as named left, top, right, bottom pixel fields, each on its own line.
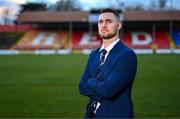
left=87, top=50, right=137, bottom=98
left=79, top=51, right=102, bottom=101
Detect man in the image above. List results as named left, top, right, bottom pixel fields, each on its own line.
left=79, top=8, right=137, bottom=118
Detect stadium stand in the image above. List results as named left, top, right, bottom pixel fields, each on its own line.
left=0, top=25, right=32, bottom=32
left=122, top=32, right=153, bottom=49
left=72, top=32, right=102, bottom=49
left=120, top=31, right=176, bottom=49
left=172, top=30, right=180, bottom=48
left=14, top=30, right=176, bottom=50
left=0, top=34, right=17, bottom=49
left=14, top=31, right=71, bottom=50
left=8, top=30, right=180, bottom=51
left=154, top=31, right=171, bottom=49
left=0, top=25, right=32, bottom=49
left=0, top=10, right=180, bottom=54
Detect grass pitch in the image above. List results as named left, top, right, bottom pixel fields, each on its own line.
left=0, top=54, right=179, bottom=118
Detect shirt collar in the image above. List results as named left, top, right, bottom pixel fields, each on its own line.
left=100, top=38, right=120, bottom=53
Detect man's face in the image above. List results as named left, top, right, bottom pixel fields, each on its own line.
left=98, top=12, right=121, bottom=40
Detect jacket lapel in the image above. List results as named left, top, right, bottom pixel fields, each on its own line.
left=101, top=41, right=125, bottom=78
left=91, top=41, right=125, bottom=79
left=91, top=48, right=101, bottom=76
left=103, top=41, right=124, bottom=67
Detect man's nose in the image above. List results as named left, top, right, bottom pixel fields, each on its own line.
left=102, top=22, right=107, bottom=28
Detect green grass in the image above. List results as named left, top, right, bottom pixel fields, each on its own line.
left=133, top=54, right=180, bottom=118
left=0, top=54, right=180, bottom=118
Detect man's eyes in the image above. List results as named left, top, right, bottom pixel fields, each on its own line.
left=98, top=20, right=113, bottom=23
left=106, top=20, right=112, bottom=23
left=98, top=20, right=103, bottom=23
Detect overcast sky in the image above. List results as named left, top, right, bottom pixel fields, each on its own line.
left=26, top=0, right=180, bottom=10
left=0, top=0, right=180, bottom=24
left=1, top=0, right=180, bottom=9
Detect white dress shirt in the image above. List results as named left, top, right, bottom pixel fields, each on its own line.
left=99, top=38, right=120, bottom=62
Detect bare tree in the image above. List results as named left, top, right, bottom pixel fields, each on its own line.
left=20, top=2, right=47, bottom=13
left=159, top=0, right=167, bottom=9
left=148, top=0, right=158, bottom=10
left=54, top=0, right=81, bottom=11
left=107, top=0, right=145, bottom=11
left=125, top=3, right=144, bottom=11
left=1, top=7, right=11, bottom=25
left=148, top=0, right=167, bottom=10
left=107, top=0, right=125, bottom=10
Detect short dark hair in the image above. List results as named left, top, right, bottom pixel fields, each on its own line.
left=100, top=8, right=120, bottom=20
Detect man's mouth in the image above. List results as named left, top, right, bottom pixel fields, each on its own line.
left=101, top=29, right=108, bottom=33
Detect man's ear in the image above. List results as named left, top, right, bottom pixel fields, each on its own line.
left=117, top=22, right=122, bottom=30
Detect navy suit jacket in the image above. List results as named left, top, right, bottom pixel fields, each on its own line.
left=79, top=40, right=137, bottom=118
